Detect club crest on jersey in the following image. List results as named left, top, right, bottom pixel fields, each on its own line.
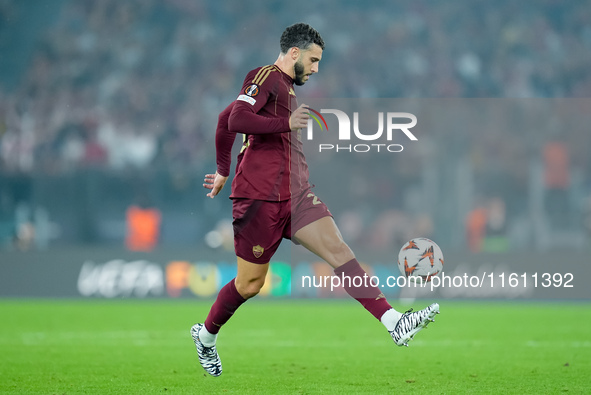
left=244, top=84, right=260, bottom=97
left=252, top=245, right=264, bottom=259
left=288, top=87, right=296, bottom=96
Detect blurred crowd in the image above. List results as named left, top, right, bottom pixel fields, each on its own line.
left=1, top=0, right=591, bottom=250
left=1, top=0, right=591, bottom=173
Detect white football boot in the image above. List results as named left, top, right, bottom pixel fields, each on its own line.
left=190, top=323, right=222, bottom=376
left=390, top=303, right=440, bottom=347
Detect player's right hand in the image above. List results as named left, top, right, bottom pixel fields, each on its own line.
left=204, top=172, right=228, bottom=198
left=289, top=103, right=310, bottom=130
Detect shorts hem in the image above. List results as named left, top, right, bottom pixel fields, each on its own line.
left=235, top=251, right=272, bottom=265
left=291, top=211, right=333, bottom=239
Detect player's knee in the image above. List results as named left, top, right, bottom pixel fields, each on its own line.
left=239, top=283, right=263, bottom=299
left=326, top=237, right=354, bottom=262
left=235, top=277, right=265, bottom=299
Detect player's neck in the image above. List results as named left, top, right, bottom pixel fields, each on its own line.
left=274, top=55, right=295, bottom=81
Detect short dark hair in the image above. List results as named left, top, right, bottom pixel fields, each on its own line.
left=280, top=23, right=325, bottom=54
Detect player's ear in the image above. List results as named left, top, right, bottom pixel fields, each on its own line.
left=290, top=47, right=299, bottom=61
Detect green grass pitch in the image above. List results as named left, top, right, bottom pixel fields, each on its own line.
left=1, top=299, right=589, bottom=394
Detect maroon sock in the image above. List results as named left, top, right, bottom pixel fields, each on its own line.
left=204, top=278, right=246, bottom=334
left=334, top=259, right=392, bottom=320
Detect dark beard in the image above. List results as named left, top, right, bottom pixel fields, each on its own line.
left=293, top=59, right=306, bottom=86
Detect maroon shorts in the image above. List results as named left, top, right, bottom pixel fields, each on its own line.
left=232, top=189, right=332, bottom=264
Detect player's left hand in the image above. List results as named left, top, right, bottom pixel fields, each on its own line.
left=204, top=172, right=228, bottom=198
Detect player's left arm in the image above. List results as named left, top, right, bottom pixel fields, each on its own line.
left=204, top=102, right=234, bottom=198
left=215, top=102, right=236, bottom=177
left=203, top=172, right=228, bottom=199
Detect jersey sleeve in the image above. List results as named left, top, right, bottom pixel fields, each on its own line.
left=228, top=66, right=291, bottom=135
left=215, top=102, right=236, bottom=177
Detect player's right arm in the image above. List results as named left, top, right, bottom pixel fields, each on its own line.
left=289, top=104, right=311, bottom=130
left=228, top=67, right=309, bottom=134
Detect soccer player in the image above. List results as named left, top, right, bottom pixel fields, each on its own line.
left=192, top=23, right=439, bottom=377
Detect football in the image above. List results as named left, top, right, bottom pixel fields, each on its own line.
left=397, top=238, right=444, bottom=282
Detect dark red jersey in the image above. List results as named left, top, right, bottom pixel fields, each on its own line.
left=215, top=65, right=311, bottom=201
